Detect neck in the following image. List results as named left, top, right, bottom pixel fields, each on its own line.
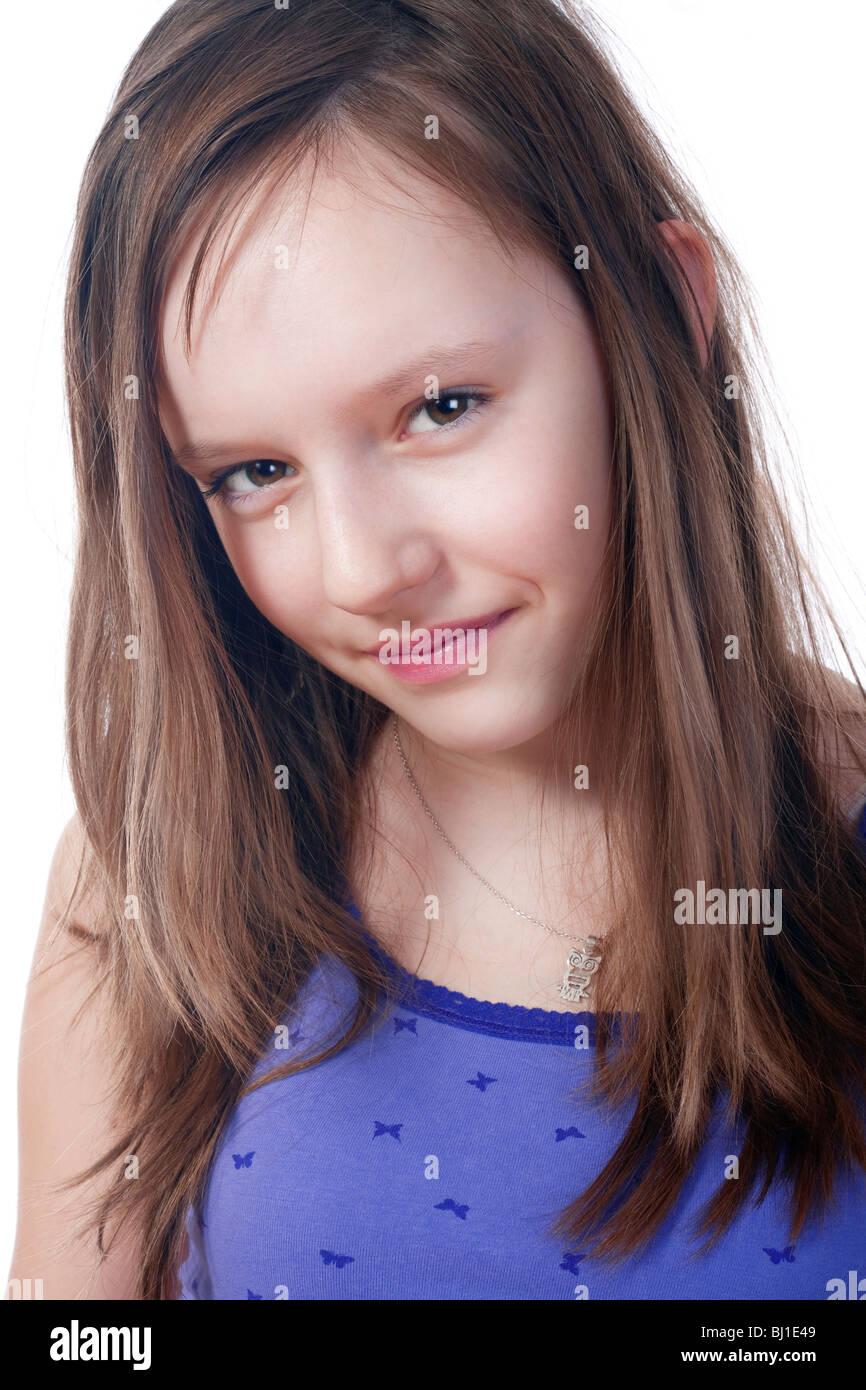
left=390, top=710, right=602, bottom=817
left=350, top=708, right=619, bottom=1008
left=383, top=712, right=607, bottom=919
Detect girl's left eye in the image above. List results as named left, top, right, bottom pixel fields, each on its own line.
left=200, top=389, right=494, bottom=508
left=403, top=389, right=493, bottom=437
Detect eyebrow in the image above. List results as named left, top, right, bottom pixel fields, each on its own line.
left=170, top=337, right=503, bottom=465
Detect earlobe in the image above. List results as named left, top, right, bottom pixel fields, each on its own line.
left=656, top=219, right=718, bottom=368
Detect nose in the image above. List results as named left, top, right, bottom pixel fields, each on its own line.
left=312, top=465, right=441, bottom=618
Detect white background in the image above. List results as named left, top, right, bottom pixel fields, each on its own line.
left=1, top=0, right=863, bottom=1278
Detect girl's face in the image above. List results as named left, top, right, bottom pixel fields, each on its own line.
left=159, top=135, right=613, bottom=756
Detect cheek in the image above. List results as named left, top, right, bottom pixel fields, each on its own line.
left=473, top=399, right=612, bottom=590
left=214, top=515, right=325, bottom=638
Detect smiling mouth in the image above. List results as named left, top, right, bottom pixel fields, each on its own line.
left=361, top=607, right=519, bottom=684
left=364, top=607, right=516, bottom=657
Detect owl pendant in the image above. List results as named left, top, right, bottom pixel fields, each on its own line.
left=559, top=937, right=603, bottom=1003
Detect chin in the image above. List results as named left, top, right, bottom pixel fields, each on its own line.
left=402, top=692, right=564, bottom=756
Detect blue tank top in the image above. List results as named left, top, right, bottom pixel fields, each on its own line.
left=177, top=801, right=866, bottom=1300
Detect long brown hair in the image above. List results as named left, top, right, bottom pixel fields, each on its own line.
left=53, top=0, right=866, bottom=1298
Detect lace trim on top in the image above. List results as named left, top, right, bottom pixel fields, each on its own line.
left=344, top=899, right=624, bottom=1046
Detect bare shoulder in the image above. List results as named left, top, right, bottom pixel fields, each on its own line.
left=7, top=813, right=144, bottom=1300
left=38, top=811, right=108, bottom=946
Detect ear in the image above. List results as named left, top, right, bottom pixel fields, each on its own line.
left=656, top=220, right=718, bottom=369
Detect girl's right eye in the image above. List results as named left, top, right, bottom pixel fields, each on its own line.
left=201, top=460, right=295, bottom=507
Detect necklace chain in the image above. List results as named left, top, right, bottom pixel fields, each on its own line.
left=391, top=712, right=599, bottom=947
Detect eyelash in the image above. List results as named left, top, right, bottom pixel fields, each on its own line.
left=200, top=388, right=495, bottom=509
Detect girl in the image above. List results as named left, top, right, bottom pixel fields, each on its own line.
left=10, top=0, right=866, bottom=1301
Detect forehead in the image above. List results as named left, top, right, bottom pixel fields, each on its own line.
left=157, top=133, right=559, bottom=421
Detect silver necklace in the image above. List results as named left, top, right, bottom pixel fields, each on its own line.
left=391, top=713, right=605, bottom=1004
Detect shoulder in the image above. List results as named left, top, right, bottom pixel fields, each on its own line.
left=42, top=812, right=108, bottom=944
left=9, top=813, right=142, bottom=1298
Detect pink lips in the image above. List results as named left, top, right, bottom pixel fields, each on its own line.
left=365, top=607, right=517, bottom=684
